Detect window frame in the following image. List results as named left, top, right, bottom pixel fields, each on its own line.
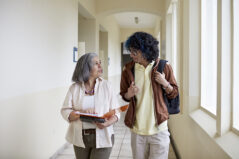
left=232, top=0, right=239, bottom=132
left=200, top=0, right=218, bottom=117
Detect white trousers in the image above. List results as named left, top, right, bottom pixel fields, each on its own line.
left=131, top=130, right=170, bottom=159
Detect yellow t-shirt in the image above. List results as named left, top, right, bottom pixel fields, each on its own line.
left=132, top=62, right=168, bottom=135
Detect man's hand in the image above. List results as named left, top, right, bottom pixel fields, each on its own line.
left=124, top=81, right=140, bottom=100
left=154, top=71, right=169, bottom=88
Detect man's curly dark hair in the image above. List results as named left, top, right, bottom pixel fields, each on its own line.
left=125, top=32, right=159, bottom=62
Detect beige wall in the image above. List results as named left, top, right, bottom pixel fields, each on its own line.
left=99, top=16, right=121, bottom=93
left=120, top=28, right=154, bottom=43
left=99, top=31, right=108, bottom=79
left=154, top=18, right=161, bottom=37
left=0, top=0, right=78, bottom=158
left=77, top=1, right=122, bottom=92
left=78, top=14, right=98, bottom=53
left=0, top=87, right=69, bottom=158
left=78, top=0, right=96, bottom=17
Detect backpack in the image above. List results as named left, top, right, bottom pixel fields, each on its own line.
left=157, top=59, right=180, bottom=114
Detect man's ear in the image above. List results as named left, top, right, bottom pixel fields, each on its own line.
left=123, top=66, right=126, bottom=71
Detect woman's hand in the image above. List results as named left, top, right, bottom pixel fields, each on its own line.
left=68, top=111, right=80, bottom=122
left=124, top=81, right=140, bottom=100
left=95, top=115, right=118, bottom=129
left=154, top=71, right=169, bottom=88
left=95, top=119, right=110, bottom=129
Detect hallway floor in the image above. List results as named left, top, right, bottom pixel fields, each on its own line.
left=55, top=112, right=177, bottom=159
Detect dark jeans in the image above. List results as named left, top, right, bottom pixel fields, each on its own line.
left=73, top=134, right=114, bottom=159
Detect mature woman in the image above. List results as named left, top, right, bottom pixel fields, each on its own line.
left=61, top=53, right=120, bottom=159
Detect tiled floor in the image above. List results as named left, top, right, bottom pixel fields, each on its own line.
left=55, top=112, right=177, bottom=159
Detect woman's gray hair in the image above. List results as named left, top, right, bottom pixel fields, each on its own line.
left=72, top=53, right=98, bottom=83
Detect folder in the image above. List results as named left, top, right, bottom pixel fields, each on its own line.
left=75, top=105, right=128, bottom=123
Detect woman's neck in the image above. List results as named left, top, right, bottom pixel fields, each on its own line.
left=85, top=77, right=96, bottom=90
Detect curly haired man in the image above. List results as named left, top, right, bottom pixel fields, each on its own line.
left=120, top=32, right=179, bottom=159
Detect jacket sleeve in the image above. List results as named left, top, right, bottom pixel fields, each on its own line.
left=61, top=85, right=74, bottom=123
left=164, top=63, right=179, bottom=99
left=120, top=68, right=131, bottom=102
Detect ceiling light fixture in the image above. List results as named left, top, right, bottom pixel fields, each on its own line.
left=134, top=17, right=139, bottom=24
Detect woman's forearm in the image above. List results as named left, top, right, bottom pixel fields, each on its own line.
left=106, top=115, right=118, bottom=126
left=95, top=115, right=118, bottom=129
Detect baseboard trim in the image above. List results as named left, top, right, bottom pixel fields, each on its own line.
left=49, top=142, right=71, bottom=159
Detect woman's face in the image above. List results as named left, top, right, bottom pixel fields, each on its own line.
left=90, top=56, right=103, bottom=78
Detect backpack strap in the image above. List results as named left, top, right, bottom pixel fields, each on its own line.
left=157, top=59, right=168, bottom=73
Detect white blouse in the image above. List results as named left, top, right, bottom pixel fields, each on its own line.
left=82, top=95, right=96, bottom=129
left=61, top=77, right=120, bottom=148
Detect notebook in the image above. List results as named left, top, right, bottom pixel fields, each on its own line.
left=75, top=105, right=128, bottom=123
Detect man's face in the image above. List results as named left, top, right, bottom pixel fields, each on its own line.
left=129, top=48, right=147, bottom=65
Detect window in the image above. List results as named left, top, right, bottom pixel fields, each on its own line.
left=201, top=0, right=217, bottom=115
left=233, top=0, right=239, bottom=131
left=166, top=1, right=178, bottom=79
left=157, top=32, right=161, bottom=58
left=172, top=2, right=178, bottom=79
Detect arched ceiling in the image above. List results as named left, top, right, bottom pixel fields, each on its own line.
left=113, top=12, right=159, bottom=28
left=78, top=0, right=167, bottom=28
left=95, top=0, right=166, bottom=18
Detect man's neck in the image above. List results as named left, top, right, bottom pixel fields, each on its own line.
left=139, top=60, right=150, bottom=68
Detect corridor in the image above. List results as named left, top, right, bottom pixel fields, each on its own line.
left=1, top=0, right=239, bottom=158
